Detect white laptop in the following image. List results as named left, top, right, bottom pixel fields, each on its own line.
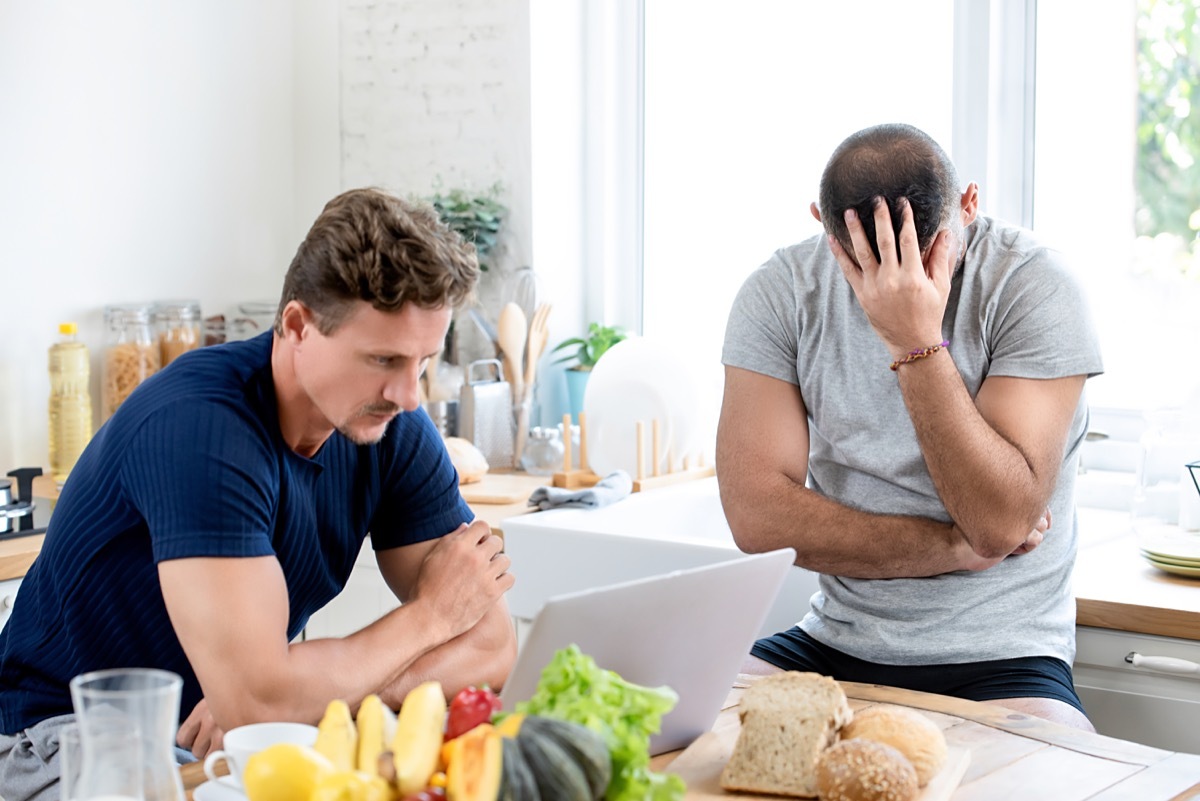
left=499, top=547, right=797, bottom=755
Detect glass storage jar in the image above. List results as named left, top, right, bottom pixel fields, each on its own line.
left=520, top=426, right=565, bottom=476
left=228, top=300, right=277, bottom=341
left=152, top=299, right=201, bottom=366
left=103, top=303, right=160, bottom=421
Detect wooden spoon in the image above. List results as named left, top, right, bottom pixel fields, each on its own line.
left=496, top=302, right=527, bottom=406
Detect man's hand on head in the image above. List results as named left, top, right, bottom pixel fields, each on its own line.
left=828, top=196, right=954, bottom=358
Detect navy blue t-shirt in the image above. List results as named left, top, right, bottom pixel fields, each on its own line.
left=0, top=333, right=472, bottom=732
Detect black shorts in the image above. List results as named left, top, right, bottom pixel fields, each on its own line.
left=751, top=626, right=1086, bottom=715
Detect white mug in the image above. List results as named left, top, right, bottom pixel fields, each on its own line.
left=202, top=722, right=318, bottom=787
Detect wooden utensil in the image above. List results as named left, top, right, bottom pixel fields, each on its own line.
left=496, top=302, right=527, bottom=405
left=522, top=302, right=552, bottom=402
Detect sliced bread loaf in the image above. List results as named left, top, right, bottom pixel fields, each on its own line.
left=719, top=672, right=853, bottom=797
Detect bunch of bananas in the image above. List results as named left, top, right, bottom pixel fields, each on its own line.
left=241, top=683, right=447, bottom=801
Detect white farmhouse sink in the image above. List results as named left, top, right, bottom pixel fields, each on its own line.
left=501, top=477, right=819, bottom=638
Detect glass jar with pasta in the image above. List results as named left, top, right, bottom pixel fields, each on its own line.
left=102, top=303, right=160, bottom=421
left=152, top=299, right=202, bottom=366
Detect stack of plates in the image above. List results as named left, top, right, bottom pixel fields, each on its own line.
left=1139, top=531, right=1200, bottom=578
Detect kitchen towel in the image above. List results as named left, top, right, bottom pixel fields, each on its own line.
left=527, top=470, right=633, bottom=511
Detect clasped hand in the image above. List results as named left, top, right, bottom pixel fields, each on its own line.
left=413, top=521, right=513, bottom=639
left=828, top=197, right=953, bottom=358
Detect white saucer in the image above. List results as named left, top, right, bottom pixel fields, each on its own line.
left=194, top=775, right=245, bottom=801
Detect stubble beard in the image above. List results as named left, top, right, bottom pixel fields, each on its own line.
left=337, top=403, right=402, bottom=445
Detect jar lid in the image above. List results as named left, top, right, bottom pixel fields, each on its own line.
left=104, top=303, right=153, bottom=324
left=151, top=299, right=201, bottom=322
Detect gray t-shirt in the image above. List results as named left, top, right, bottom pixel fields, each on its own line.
left=722, top=215, right=1103, bottom=665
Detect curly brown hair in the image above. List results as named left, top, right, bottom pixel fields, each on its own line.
left=275, top=187, right=480, bottom=335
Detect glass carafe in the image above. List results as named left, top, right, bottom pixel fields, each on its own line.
left=70, top=668, right=185, bottom=801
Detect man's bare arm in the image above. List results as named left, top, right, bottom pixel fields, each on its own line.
left=717, top=366, right=998, bottom=578
left=374, top=532, right=517, bottom=707
left=831, top=196, right=1082, bottom=558
left=159, top=521, right=512, bottom=730
left=899, top=361, right=1083, bottom=557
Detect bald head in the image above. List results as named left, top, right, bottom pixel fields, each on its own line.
left=818, top=124, right=961, bottom=263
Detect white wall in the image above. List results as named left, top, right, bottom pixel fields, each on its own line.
left=0, top=0, right=539, bottom=472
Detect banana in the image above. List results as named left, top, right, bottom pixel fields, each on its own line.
left=356, top=694, right=397, bottom=776
left=391, top=681, right=447, bottom=796
left=314, top=699, right=358, bottom=772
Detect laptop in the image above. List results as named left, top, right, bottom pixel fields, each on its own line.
left=499, top=547, right=797, bottom=755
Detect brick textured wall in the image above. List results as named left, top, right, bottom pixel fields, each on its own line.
left=340, top=0, right=533, bottom=368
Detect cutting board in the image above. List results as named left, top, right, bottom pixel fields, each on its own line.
left=667, top=717, right=971, bottom=801
left=459, top=471, right=543, bottom=505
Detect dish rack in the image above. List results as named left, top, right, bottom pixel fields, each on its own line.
left=551, top=412, right=714, bottom=492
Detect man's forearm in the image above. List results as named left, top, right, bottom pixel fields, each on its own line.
left=896, top=351, right=1045, bottom=557
left=378, top=600, right=517, bottom=709
left=721, top=473, right=984, bottom=578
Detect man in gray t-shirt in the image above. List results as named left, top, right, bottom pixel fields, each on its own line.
left=718, top=124, right=1102, bottom=730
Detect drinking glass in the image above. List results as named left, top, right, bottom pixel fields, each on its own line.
left=59, top=720, right=144, bottom=801
left=70, top=669, right=185, bottom=801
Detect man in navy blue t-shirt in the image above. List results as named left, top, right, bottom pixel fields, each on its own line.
left=0, top=188, right=516, bottom=801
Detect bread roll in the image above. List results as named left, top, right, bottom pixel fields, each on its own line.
left=841, top=704, right=947, bottom=786
left=719, top=672, right=853, bottom=798
left=444, top=436, right=489, bottom=484
left=815, top=739, right=919, bottom=801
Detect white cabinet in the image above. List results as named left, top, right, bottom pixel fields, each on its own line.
left=1074, top=625, right=1200, bottom=753
left=302, top=548, right=398, bottom=640
left=0, top=577, right=22, bottom=634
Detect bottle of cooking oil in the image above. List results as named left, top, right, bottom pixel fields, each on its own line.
left=48, top=322, right=93, bottom=487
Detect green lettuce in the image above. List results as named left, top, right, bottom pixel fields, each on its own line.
left=515, top=644, right=687, bottom=801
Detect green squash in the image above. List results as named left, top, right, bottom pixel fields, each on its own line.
left=518, top=717, right=611, bottom=800
left=516, top=724, right=594, bottom=801
left=499, top=736, right=541, bottom=801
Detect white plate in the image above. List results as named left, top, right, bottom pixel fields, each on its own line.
left=1138, top=529, right=1200, bottom=561
left=584, top=368, right=672, bottom=478
left=583, top=338, right=706, bottom=477
left=1143, top=555, right=1200, bottom=578
left=194, top=776, right=245, bottom=801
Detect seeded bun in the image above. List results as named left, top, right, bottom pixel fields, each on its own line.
left=840, top=705, right=947, bottom=786
left=816, top=739, right=919, bottom=801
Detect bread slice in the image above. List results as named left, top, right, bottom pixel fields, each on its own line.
left=719, top=672, right=853, bottom=797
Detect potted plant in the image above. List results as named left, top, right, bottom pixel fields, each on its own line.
left=427, top=185, right=506, bottom=272
left=551, top=323, right=627, bottom=418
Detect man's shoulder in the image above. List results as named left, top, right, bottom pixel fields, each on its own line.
left=965, top=216, right=1062, bottom=265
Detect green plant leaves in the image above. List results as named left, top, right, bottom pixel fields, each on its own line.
left=428, top=186, right=507, bottom=271
left=550, top=324, right=627, bottom=370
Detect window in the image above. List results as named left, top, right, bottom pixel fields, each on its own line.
left=1034, top=0, right=1200, bottom=413
left=642, top=0, right=955, bottom=378
left=634, top=1, right=1199, bottom=438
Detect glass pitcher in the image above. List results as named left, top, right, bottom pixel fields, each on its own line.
left=60, top=719, right=144, bottom=801
left=69, top=669, right=185, bottom=801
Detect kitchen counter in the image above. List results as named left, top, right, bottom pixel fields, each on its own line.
left=1073, top=509, right=1200, bottom=640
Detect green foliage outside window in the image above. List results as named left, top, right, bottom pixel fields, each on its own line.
left=1136, top=0, right=1200, bottom=276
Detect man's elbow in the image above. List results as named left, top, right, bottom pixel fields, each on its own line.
left=962, top=519, right=1038, bottom=560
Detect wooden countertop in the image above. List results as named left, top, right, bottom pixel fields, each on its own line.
left=1073, top=511, right=1200, bottom=640
left=179, top=680, right=1200, bottom=800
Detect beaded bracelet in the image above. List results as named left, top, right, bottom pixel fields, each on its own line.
left=890, top=340, right=949, bottom=372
